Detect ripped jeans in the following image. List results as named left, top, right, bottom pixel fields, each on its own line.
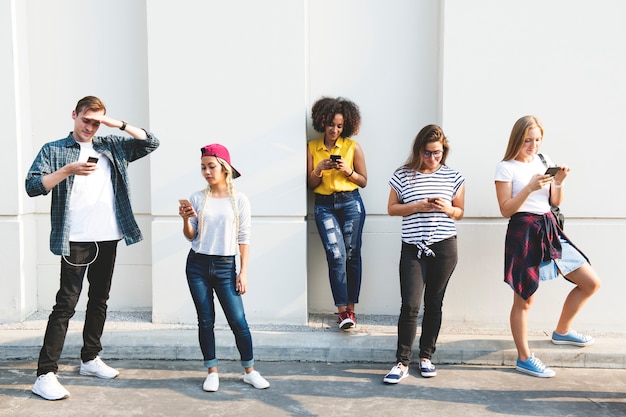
left=314, top=190, right=366, bottom=307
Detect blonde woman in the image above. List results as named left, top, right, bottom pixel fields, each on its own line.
left=179, top=144, right=269, bottom=392
left=495, top=116, right=601, bottom=378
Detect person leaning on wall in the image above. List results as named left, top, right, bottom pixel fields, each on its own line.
left=25, top=95, right=160, bottom=401
left=494, top=115, right=601, bottom=378
left=306, top=96, right=368, bottom=331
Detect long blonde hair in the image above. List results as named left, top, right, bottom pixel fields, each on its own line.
left=197, top=157, right=240, bottom=252
left=502, top=115, right=544, bottom=161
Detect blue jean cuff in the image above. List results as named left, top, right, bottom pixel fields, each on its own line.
left=204, top=359, right=218, bottom=368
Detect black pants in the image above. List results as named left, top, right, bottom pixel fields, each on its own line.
left=396, top=237, right=457, bottom=365
left=37, top=240, right=119, bottom=376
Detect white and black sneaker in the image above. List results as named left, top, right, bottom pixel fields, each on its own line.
left=383, top=362, right=409, bottom=384
left=419, top=359, right=437, bottom=378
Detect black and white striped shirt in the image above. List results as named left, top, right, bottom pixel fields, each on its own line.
left=389, top=165, right=465, bottom=254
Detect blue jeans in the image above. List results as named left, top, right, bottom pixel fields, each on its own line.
left=185, top=250, right=254, bottom=368
left=314, top=190, right=366, bottom=307
left=396, top=237, right=457, bottom=364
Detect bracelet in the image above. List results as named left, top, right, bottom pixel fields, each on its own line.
left=553, top=183, right=563, bottom=189
left=311, top=170, right=322, bottom=178
left=119, top=120, right=127, bottom=131
left=346, top=170, right=355, bottom=178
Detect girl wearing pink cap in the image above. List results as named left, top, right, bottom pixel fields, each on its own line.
left=178, top=144, right=269, bottom=392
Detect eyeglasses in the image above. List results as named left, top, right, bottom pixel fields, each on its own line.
left=423, top=150, right=443, bottom=158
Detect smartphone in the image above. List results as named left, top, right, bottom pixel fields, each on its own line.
left=87, top=156, right=99, bottom=164
left=545, top=167, right=559, bottom=176
left=427, top=198, right=437, bottom=203
left=178, top=199, right=191, bottom=207
left=330, top=155, right=341, bottom=162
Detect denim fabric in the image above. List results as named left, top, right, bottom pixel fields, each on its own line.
left=37, top=240, right=119, bottom=375
left=539, top=237, right=587, bottom=281
left=396, top=238, right=458, bottom=364
left=185, top=250, right=254, bottom=368
left=314, top=190, right=366, bottom=306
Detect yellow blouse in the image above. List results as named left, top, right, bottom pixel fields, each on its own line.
left=308, top=136, right=359, bottom=195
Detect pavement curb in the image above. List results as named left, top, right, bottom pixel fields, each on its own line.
left=1, top=327, right=624, bottom=369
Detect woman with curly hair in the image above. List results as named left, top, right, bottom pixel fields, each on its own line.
left=307, top=97, right=368, bottom=330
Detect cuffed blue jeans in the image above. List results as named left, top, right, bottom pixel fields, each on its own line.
left=185, top=250, right=254, bottom=368
left=314, top=190, right=366, bottom=307
left=37, top=240, right=119, bottom=376
left=396, top=237, right=458, bottom=364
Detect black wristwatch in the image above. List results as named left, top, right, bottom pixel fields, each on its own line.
left=119, top=120, right=127, bottom=131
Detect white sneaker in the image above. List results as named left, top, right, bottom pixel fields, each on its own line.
left=243, top=370, right=270, bottom=389
left=32, top=372, right=70, bottom=400
left=203, top=373, right=219, bottom=392
left=79, top=356, right=119, bottom=379
left=383, top=362, right=409, bottom=384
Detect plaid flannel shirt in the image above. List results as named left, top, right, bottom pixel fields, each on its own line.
left=504, top=211, right=588, bottom=299
left=25, top=131, right=159, bottom=256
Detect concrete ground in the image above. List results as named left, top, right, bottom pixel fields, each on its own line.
left=0, top=360, right=625, bottom=417
left=0, top=312, right=625, bottom=416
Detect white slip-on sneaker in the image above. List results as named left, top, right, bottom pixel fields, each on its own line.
left=203, top=373, right=219, bottom=392
left=32, top=372, right=70, bottom=400
left=243, top=370, right=270, bottom=389
left=79, top=356, right=119, bottom=379
left=383, top=362, right=409, bottom=384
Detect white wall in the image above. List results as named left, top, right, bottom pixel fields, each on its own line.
left=3, top=0, right=624, bottom=332
left=439, top=0, right=626, bottom=331
left=306, top=0, right=442, bottom=315
left=20, top=0, right=154, bottom=313
left=146, top=0, right=309, bottom=324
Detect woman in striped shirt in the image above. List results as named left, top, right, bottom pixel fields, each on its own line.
left=383, top=125, right=465, bottom=384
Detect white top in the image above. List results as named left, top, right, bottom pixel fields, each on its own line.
left=69, top=142, right=123, bottom=242
left=389, top=165, right=465, bottom=248
left=494, top=154, right=555, bottom=215
left=187, top=190, right=251, bottom=256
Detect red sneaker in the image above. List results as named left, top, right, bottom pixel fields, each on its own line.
left=336, top=310, right=355, bottom=330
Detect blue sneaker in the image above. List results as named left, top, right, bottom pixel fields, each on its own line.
left=551, top=330, right=594, bottom=347
left=383, top=363, right=408, bottom=384
left=516, top=354, right=556, bottom=378
left=419, top=359, right=437, bottom=378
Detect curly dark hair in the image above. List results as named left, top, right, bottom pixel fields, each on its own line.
left=311, top=97, right=361, bottom=138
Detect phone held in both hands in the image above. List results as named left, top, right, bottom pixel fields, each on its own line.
left=330, top=154, right=341, bottom=162
left=544, top=166, right=560, bottom=177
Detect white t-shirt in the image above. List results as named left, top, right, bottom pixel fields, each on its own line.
left=494, top=154, right=555, bottom=215
left=187, top=190, right=251, bottom=256
left=68, top=142, right=123, bottom=242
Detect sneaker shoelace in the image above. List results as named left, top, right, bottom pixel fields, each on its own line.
left=568, top=330, right=591, bottom=342
left=527, top=355, right=547, bottom=371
